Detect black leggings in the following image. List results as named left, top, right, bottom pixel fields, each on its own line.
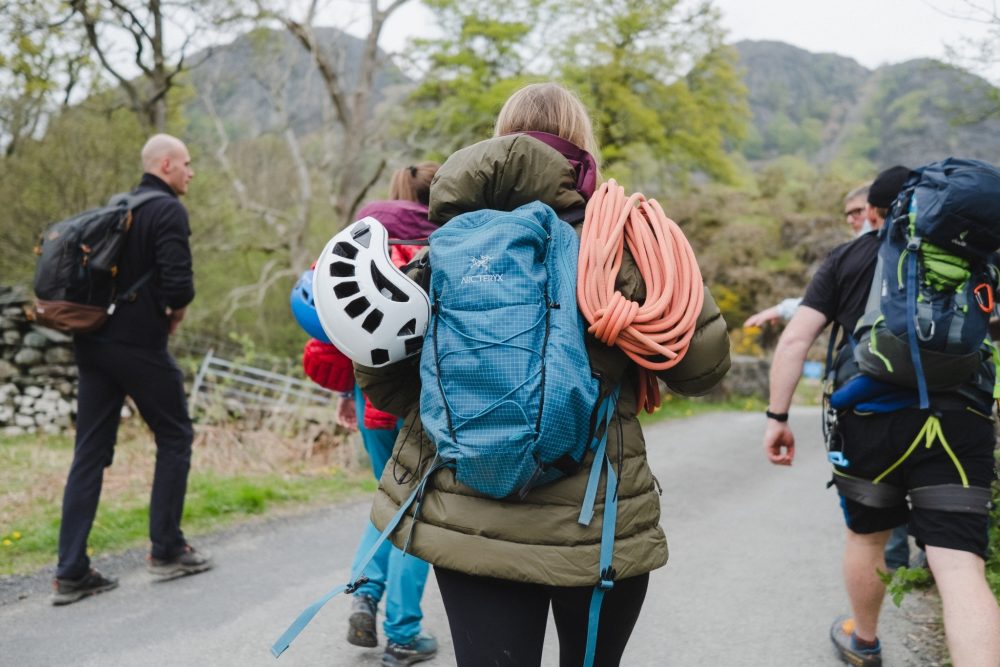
left=434, top=566, right=649, bottom=667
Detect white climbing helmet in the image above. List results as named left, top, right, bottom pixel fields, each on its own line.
left=312, top=216, right=430, bottom=367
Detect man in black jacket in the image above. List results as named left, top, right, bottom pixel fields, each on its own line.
left=52, top=134, right=212, bottom=606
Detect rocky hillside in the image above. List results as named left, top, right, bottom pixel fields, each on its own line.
left=184, top=31, right=1000, bottom=168
left=734, top=40, right=1000, bottom=167
left=187, top=27, right=410, bottom=138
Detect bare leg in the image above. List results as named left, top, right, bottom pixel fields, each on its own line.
left=843, top=528, right=892, bottom=642
left=926, top=545, right=1000, bottom=667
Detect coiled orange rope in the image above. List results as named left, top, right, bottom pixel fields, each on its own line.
left=577, top=180, right=705, bottom=413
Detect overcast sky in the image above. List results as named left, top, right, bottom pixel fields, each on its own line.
left=713, top=0, right=996, bottom=74
left=371, top=0, right=999, bottom=81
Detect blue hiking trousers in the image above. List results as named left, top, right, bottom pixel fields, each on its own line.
left=349, top=385, right=430, bottom=644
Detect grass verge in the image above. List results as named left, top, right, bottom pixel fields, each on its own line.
left=0, top=384, right=808, bottom=577
left=0, top=424, right=371, bottom=576
left=639, top=393, right=767, bottom=425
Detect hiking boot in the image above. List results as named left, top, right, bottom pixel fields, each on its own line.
left=52, top=569, right=119, bottom=606
left=347, top=593, right=379, bottom=647
left=382, top=633, right=438, bottom=666
left=830, top=615, right=882, bottom=667
left=147, top=544, right=213, bottom=581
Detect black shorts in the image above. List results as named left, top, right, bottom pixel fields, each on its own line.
left=835, top=407, right=997, bottom=558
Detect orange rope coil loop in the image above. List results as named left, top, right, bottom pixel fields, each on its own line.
left=577, top=179, right=705, bottom=413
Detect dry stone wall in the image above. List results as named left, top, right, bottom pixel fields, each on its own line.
left=0, top=283, right=775, bottom=437
left=720, top=355, right=771, bottom=398
left=0, top=286, right=77, bottom=436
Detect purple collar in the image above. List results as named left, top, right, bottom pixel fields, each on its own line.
left=355, top=200, right=438, bottom=240
left=520, top=131, right=597, bottom=200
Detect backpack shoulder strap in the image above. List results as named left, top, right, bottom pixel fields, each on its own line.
left=107, top=190, right=171, bottom=209
left=824, top=322, right=843, bottom=377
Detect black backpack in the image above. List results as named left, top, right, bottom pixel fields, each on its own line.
left=31, top=191, right=168, bottom=333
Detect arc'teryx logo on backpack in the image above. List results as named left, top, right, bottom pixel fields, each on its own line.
left=462, top=254, right=503, bottom=284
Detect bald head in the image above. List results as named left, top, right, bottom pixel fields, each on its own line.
left=141, top=134, right=194, bottom=195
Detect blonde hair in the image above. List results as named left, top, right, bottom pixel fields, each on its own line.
left=494, top=83, right=597, bottom=155
left=844, top=182, right=871, bottom=205
left=389, top=162, right=439, bottom=205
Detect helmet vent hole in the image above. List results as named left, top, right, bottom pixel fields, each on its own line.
left=361, top=310, right=384, bottom=333
left=330, top=261, right=355, bottom=278
left=345, top=296, right=370, bottom=318
left=334, top=281, right=360, bottom=298
left=397, top=319, right=417, bottom=336
left=333, top=242, right=358, bottom=259
left=371, top=348, right=389, bottom=366
left=404, top=336, right=424, bottom=356
left=370, top=261, right=409, bottom=302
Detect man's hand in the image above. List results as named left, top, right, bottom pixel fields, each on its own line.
left=763, top=419, right=795, bottom=466
left=337, top=395, right=358, bottom=431
left=165, top=306, right=187, bottom=335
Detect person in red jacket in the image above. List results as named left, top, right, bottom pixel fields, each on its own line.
left=301, top=162, right=440, bottom=667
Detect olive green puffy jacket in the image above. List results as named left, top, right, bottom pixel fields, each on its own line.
left=355, top=134, right=730, bottom=586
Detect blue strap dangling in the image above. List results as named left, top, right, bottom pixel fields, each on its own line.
left=579, top=388, right=620, bottom=526
left=582, top=457, right=619, bottom=667
left=576, top=386, right=621, bottom=667
left=270, top=480, right=424, bottom=658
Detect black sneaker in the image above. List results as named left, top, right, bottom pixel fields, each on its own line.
left=347, top=594, right=378, bottom=647
left=382, top=633, right=438, bottom=666
left=52, top=569, right=119, bottom=606
left=830, top=615, right=882, bottom=667
left=147, top=544, right=213, bottom=581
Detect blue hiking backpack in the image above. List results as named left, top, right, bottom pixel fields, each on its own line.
left=853, top=158, right=1000, bottom=409
left=272, top=202, right=620, bottom=667
left=419, top=200, right=603, bottom=497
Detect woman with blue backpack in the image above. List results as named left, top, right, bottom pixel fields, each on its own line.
left=293, top=162, right=442, bottom=667
left=348, top=83, right=732, bottom=666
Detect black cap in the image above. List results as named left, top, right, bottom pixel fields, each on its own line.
left=867, top=165, right=911, bottom=208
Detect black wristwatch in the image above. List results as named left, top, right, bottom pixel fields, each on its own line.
left=766, top=410, right=789, bottom=422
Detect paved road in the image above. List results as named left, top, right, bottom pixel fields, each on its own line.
left=1, top=409, right=937, bottom=666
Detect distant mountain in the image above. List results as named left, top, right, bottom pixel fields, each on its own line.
left=733, top=40, right=1000, bottom=167
left=184, top=33, right=1000, bottom=169
left=187, top=27, right=411, bottom=138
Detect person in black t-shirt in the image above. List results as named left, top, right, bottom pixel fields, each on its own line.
left=52, top=134, right=213, bottom=606
left=762, top=165, right=1000, bottom=667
